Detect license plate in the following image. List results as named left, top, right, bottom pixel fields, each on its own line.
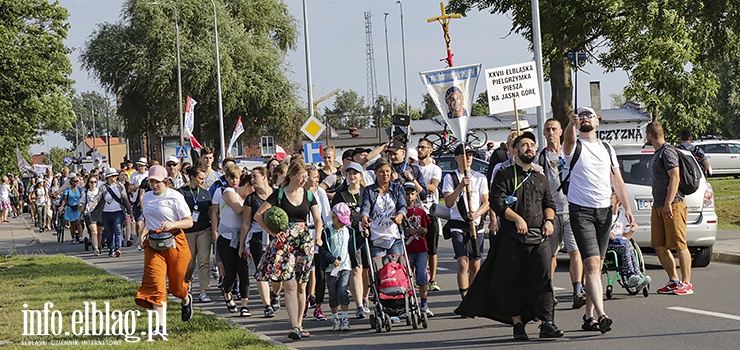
left=638, top=199, right=653, bottom=210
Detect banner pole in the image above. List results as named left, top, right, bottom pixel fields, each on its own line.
left=462, top=145, right=477, bottom=247
left=514, top=98, right=520, bottom=134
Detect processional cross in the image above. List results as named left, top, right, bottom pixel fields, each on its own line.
left=427, top=2, right=462, bottom=67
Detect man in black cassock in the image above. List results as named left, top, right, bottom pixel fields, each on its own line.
left=455, top=131, right=564, bottom=340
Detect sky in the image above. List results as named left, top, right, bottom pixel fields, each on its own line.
left=32, top=0, right=629, bottom=153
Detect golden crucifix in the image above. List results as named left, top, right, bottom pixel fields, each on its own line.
left=427, top=2, right=462, bottom=67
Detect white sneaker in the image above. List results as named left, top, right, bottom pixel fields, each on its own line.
left=340, top=317, right=351, bottom=331
left=628, top=275, right=641, bottom=287
left=331, top=317, right=340, bottom=331
left=421, top=304, right=434, bottom=317
left=636, top=275, right=652, bottom=291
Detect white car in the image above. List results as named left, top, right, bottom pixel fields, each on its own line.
left=692, top=139, right=740, bottom=178
left=614, top=145, right=717, bottom=267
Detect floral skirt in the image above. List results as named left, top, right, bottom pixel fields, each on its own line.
left=256, top=222, right=314, bottom=283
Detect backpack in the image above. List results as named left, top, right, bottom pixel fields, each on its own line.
left=659, top=144, right=701, bottom=195
left=276, top=187, right=313, bottom=205
left=377, top=260, right=410, bottom=296
left=559, top=140, right=615, bottom=195
left=677, top=143, right=707, bottom=174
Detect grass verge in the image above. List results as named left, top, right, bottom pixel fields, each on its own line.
left=708, top=177, right=740, bottom=230
left=0, top=255, right=280, bottom=349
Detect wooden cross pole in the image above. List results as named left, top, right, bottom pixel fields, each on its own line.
left=427, top=2, right=461, bottom=67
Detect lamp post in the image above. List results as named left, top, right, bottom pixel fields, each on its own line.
left=209, top=0, right=226, bottom=161
left=396, top=1, right=409, bottom=116
left=149, top=2, right=184, bottom=151
left=87, top=98, right=96, bottom=153
left=302, top=0, right=315, bottom=121
left=384, top=13, right=394, bottom=115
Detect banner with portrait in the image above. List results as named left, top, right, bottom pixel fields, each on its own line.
left=419, top=64, right=482, bottom=144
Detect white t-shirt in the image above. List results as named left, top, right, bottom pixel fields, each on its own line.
left=81, top=187, right=101, bottom=214
left=565, top=139, right=619, bottom=209
left=442, top=170, right=489, bottom=226
left=35, top=187, right=48, bottom=206
left=204, top=169, right=220, bottom=189
left=369, top=191, right=401, bottom=242
left=610, top=208, right=628, bottom=240
left=541, top=148, right=569, bottom=214
left=308, top=187, right=331, bottom=237
left=418, top=162, right=442, bottom=213
left=0, top=184, right=9, bottom=201
left=217, top=187, right=243, bottom=232
left=102, top=185, right=126, bottom=212
left=129, top=171, right=147, bottom=203
left=142, top=188, right=191, bottom=231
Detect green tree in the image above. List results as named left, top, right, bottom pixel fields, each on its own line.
left=80, top=0, right=302, bottom=157
left=48, top=147, right=73, bottom=174
left=61, top=92, right=120, bottom=147
left=420, top=93, right=439, bottom=120
left=0, top=0, right=75, bottom=174
left=471, top=91, right=489, bottom=116
left=323, top=90, right=371, bottom=129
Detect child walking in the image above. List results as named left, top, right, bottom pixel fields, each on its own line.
left=403, top=182, right=434, bottom=317
left=318, top=203, right=360, bottom=331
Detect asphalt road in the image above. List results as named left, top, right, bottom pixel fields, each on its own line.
left=19, top=222, right=740, bottom=350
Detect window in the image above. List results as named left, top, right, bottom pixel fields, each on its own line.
left=705, top=143, right=728, bottom=154
left=617, top=154, right=653, bottom=186
left=729, top=143, right=740, bottom=154
left=260, top=136, right=275, bottom=156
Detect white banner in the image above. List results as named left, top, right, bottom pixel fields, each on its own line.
left=419, top=64, right=482, bottom=144
left=485, top=61, right=541, bottom=115
left=184, top=96, right=197, bottom=136
left=227, top=116, right=244, bottom=157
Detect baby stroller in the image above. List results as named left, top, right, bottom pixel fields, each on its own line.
left=603, top=238, right=650, bottom=299
left=365, top=235, right=428, bottom=333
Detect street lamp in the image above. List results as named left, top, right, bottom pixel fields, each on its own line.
left=397, top=1, right=409, bottom=116
left=149, top=2, right=184, bottom=150
left=384, top=13, right=394, bottom=115
left=209, top=0, right=226, bottom=161
left=87, top=98, right=96, bottom=153
left=302, top=0, right=315, bottom=121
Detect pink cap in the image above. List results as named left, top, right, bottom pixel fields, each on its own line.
left=332, top=202, right=352, bottom=226
left=148, top=165, right=168, bottom=182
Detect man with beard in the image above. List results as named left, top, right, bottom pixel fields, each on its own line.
left=385, top=141, right=427, bottom=201
left=563, top=107, right=633, bottom=334
left=455, top=131, right=563, bottom=340
left=415, top=138, right=443, bottom=291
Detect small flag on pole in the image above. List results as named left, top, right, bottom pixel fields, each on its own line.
left=227, top=116, right=245, bottom=157
left=184, top=96, right=197, bottom=136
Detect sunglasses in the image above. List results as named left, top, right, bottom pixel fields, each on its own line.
left=578, top=113, right=596, bottom=120
left=166, top=163, right=178, bottom=167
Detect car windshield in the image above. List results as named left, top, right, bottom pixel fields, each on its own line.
left=617, top=154, right=653, bottom=186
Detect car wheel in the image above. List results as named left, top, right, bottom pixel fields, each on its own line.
left=692, top=246, right=713, bottom=268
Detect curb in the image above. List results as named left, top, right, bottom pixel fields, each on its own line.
left=712, top=251, right=740, bottom=265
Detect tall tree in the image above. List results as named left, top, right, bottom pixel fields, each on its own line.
left=80, top=0, right=302, bottom=157
left=421, top=93, right=439, bottom=120
left=471, top=91, right=489, bottom=116
left=0, top=0, right=75, bottom=174
left=61, top=92, right=120, bottom=147
left=323, top=90, right=371, bottom=129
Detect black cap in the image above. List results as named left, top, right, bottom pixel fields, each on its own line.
left=387, top=141, right=405, bottom=152
left=454, top=144, right=475, bottom=155
left=512, top=131, right=536, bottom=147
left=403, top=182, right=417, bottom=191
left=352, top=147, right=372, bottom=157
left=342, top=149, right=355, bottom=160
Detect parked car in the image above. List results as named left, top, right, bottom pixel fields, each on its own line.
left=614, top=145, right=717, bottom=267
left=692, top=139, right=740, bottom=178
left=434, top=156, right=489, bottom=179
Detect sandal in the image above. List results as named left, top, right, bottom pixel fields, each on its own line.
left=239, top=306, right=251, bottom=317
left=223, top=294, right=237, bottom=313
left=288, top=327, right=302, bottom=340
left=300, top=328, right=311, bottom=338
left=581, top=315, right=600, bottom=331
left=598, top=314, right=613, bottom=334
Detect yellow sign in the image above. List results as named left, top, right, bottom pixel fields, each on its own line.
left=301, top=116, right=325, bottom=142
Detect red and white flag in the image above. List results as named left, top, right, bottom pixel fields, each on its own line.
left=275, top=145, right=287, bottom=161
left=227, top=116, right=245, bottom=157
left=184, top=96, right=197, bottom=136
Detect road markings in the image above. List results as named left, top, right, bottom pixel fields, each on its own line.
left=667, top=307, right=740, bottom=321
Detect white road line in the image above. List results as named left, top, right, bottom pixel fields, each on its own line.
left=436, top=267, right=449, bottom=271
left=667, top=307, right=740, bottom=321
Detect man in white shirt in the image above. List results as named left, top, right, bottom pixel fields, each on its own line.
left=416, top=138, right=443, bottom=292
left=563, top=107, right=633, bottom=334
left=199, top=147, right=220, bottom=190
left=129, top=157, right=148, bottom=247
left=165, top=156, right=186, bottom=189
left=442, top=144, right=489, bottom=300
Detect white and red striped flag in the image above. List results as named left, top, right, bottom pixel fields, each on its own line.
left=227, top=116, right=244, bottom=157
left=184, top=96, right=197, bottom=136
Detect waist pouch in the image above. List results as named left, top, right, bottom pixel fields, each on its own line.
left=148, top=230, right=175, bottom=251
left=68, top=204, right=80, bottom=211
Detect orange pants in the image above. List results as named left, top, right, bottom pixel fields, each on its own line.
left=135, top=229, right=192, bottom=309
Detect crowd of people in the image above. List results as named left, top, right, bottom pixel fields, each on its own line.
left=0, top=107, right=700, bottom=341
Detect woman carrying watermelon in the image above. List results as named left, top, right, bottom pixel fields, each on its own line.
left=255, top=156, right=324, bottom=340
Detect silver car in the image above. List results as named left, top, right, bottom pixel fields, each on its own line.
left=614, top=145, right=717, bottom=267
left=693, top=139, right=740, bottom=178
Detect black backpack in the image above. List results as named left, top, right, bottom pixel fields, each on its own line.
left=659, top=144, right=701, bottom=195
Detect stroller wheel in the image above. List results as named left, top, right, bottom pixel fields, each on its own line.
left=369, top=314, right=376, bottom=330
left=411, top=311, right=418, bottom=329
left=606, top=285, right=614, bottom=300
left=421, top=312, right=428, bottom=329
left=385, top=316, right=392, bottom=332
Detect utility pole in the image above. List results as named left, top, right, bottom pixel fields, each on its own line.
left=397, top=0, right=409, bottom=115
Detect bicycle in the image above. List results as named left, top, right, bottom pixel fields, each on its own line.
left=56, top=208, right=65, bottom=243
left=423, top=122, right=488, bottom=157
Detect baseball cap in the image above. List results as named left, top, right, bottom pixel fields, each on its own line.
left=406, top=147, right=418, bottom=161
left=403, top=182, right=417, bottom=191
left=353, top=147, right=372, bottom=157
left=454, top=144, right=475, bottom=155
left=165, top=156, right=179, bottom=165
left=345, top=162, right=363, bottom=174
left=148, top=165, right=167, bottom=182
left=386, top=142, right=404, bottom=152
left=332, top=202, right=352, bottom=226
left=342, top=149, right=355, bottom=161
left=512, top=131, right=537, bottom=147
left=576, top=106, right=597, bottom=116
